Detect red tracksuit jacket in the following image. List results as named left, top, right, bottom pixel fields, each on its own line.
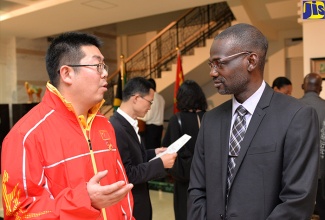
left=1, top=86, right=134, bottom=219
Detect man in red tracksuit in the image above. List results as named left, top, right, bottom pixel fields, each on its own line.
left=1, top=32, right=134, bottom=220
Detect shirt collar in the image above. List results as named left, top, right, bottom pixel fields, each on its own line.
left=46, top=82, right=104, bottom=130
left=117, top=108, right=138, bottom=129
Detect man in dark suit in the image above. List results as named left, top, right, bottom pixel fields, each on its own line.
left=188, top=23, right=319, bottom=220
left=110, top=77, right=177, bottom=220
left=300, top=72, right=325, bottom=220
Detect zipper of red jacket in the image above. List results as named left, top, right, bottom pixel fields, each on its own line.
left=86, top=131, right=108, bottom=220
left=87, top=138, right=98, bottom=174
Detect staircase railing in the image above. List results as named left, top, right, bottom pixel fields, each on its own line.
left=104, top=1, right=235, bottom=107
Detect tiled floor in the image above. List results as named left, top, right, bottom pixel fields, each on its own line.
left=150, top=190, right=174, bottom=220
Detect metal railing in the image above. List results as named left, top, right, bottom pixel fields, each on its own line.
left=104, top=2, right=235, bottom=107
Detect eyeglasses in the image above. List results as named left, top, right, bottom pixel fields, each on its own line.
left=208, top=51, right=252, bottom=72
left=131, top=94, right=153, bottom=105
left=140, top=96, right=153, bottom=105
left=67, top=63, right=109, bottom=74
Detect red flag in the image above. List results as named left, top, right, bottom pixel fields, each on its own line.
left=174, top=50, right=184, bottom=113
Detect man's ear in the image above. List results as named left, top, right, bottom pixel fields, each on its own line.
left=59, top=65, right=73, bottom=85
left=247, top=63, right=253, bottom=72
left=132, top=94, right=139, bottom=104
left=247, top=53, right=258, bottom=72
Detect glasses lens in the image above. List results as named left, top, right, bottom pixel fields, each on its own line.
left=208, top=61, right=219, bottom=70
left=98, top=64, right=103, bottom=73
left=97, top=63, right=109, bottom=73
left=104, top=64, right=109, bottom=72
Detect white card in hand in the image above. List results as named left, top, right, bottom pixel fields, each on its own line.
left=149, top=134, right=191, bottom=161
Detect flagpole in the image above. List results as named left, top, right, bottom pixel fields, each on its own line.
left=120, top=54, right=125, bottom=90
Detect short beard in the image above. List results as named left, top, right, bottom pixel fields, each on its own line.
left=215, top=73, right=248, bottom=95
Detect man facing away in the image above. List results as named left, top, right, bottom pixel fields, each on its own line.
left=188, top=23, right=319, bottom=220
left=109, top=77, right=177, bottom=220
left=1, top=32, right=134, bottom=220
left=300, top=72, right=325, bottom=220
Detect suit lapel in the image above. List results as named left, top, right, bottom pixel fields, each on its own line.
left=221, top=101, right=233, bottom=198
left=230, top=85, right=274, bottom=187
left=114, top=112, right=147, bottom=162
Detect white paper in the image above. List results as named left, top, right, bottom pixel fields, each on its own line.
left=149, top=134, right=191, bottom=161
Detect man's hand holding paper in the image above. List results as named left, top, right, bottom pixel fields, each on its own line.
left=151, top=134, right=192, bottom=162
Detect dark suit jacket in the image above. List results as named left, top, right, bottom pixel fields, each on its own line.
left=300, top=92, right=325, bottom=180
left=188, top=85, right=319, bottom=220
left=110, top=111, right=166, bottom=220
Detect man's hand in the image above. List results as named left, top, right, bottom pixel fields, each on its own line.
left=160, top=153, right=177, bottom=168
left=155, top=147, right=167, bottom=155
left=87, top=170, right=133, bottom=210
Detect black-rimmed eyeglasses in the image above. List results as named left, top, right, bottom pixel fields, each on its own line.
left=208, top=51, right=252, bottom=72
left=140, top=96, right=153, bottom=105
left=132, top=95, right=153, bottom=105
left=66, top=63, right=109, bottom=74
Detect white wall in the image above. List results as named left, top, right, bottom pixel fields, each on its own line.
left=127, top=31, right=157, bottom=57
left=303, top=20, right=325, bottom=74
left=268, top=40, right=286, bottom=79
left=0, top=36, right=17, bottom=103
left=285, top=38, right=304, bottom=98
left=302, top=19, right=325, bottom=98
left=266, top=29, right=304, bottom=99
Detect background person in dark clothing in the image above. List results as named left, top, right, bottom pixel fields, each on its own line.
left=299, top=72, right=325, bottom=220
left=162, top=79, right=207, bottom=220
left=110, top=77, right=177, bottom=220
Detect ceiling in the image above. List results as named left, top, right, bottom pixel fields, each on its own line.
left=0, top=0, right=301, bottom=40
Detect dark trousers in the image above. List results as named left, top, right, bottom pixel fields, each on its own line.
left=144, top=124, right=163, bottom=149
left=316, top=179, right=325, bottom=220
left=173, top=181, right=189, bottom=220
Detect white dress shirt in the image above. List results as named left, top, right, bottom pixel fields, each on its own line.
left=117, top=108, right=141, bottom=142
left=231, top=80, right=266, bottom=131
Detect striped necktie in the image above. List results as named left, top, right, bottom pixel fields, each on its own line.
left=227, top=105, right=248, bottom=192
